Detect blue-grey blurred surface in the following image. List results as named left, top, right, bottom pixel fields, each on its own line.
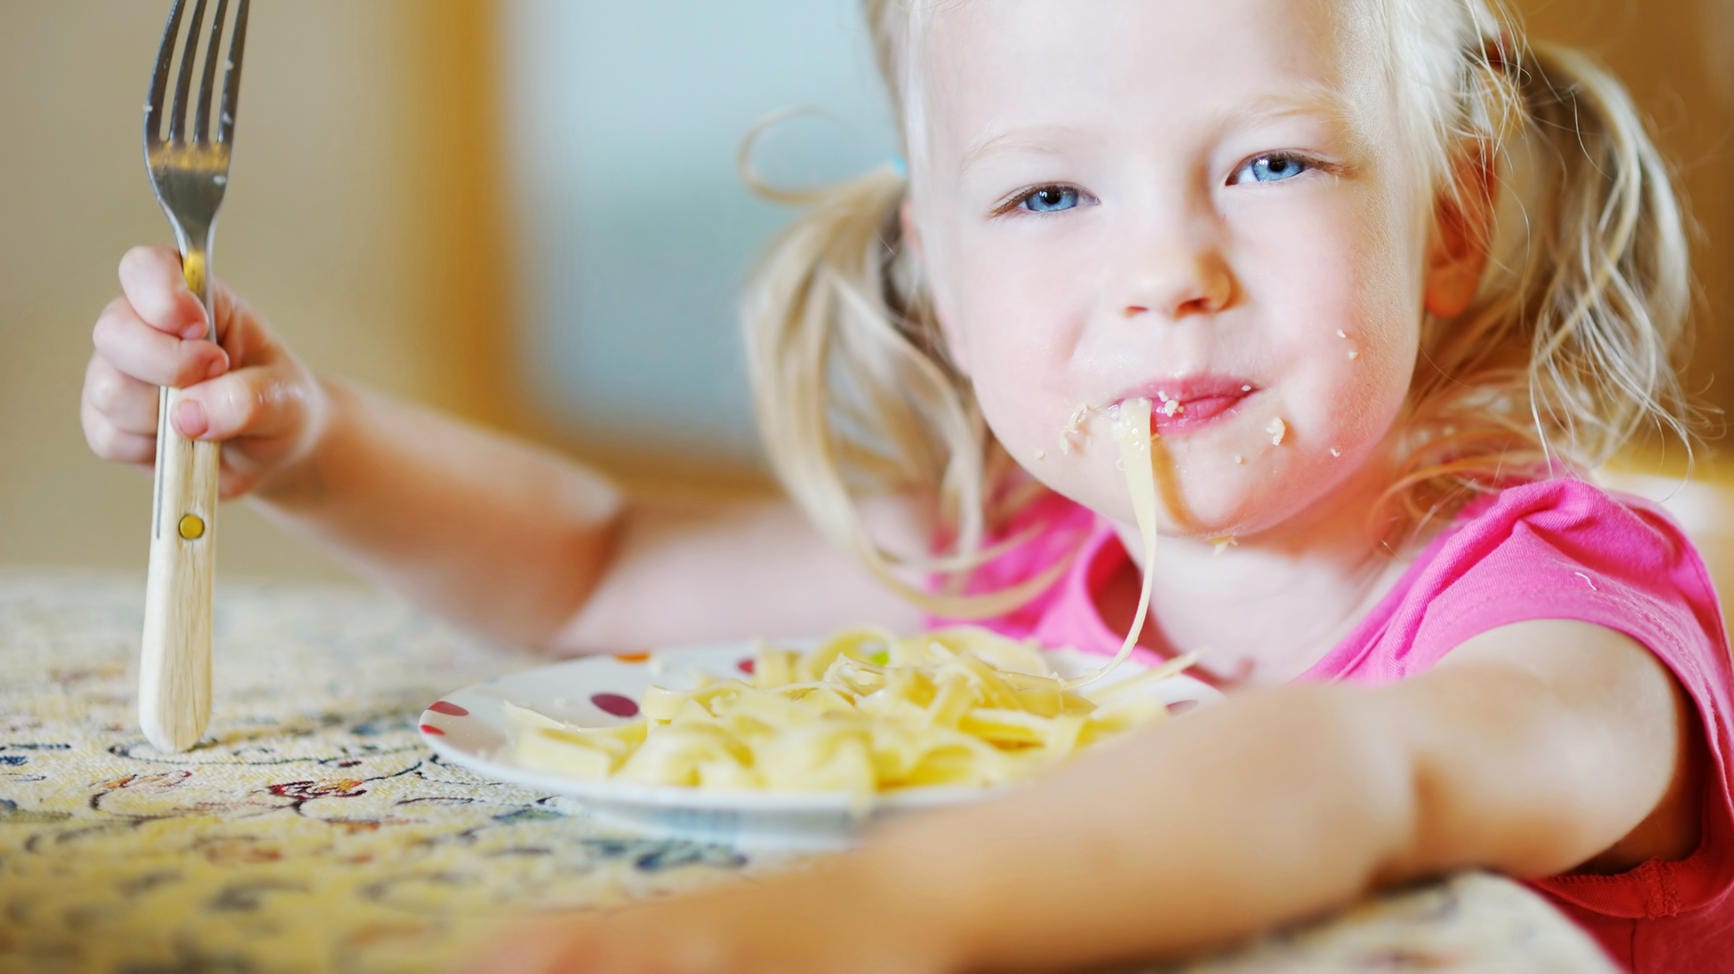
left=499, top=0, right=898, bottom=468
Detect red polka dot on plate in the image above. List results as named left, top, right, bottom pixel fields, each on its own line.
left=590, top=693, right=640, bottom=718
left=427, top=700, right=468, bottom=717
left=419, top=723, right=446, bottom=736
left=737, top=658, right=756, bottom=676
left=612, top=651, right=651, bottom=664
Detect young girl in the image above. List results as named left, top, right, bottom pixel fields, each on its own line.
left=81, top=0, right=1730, bottom=970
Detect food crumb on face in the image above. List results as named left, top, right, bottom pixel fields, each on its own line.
left=1330, top=447, right=1342, bottom=458
left=1266, top=417, right=1287, bottom=446
left=1059, top=403, right=1095, bottom=454
left=1347, top=348, right=1360, bottom=361
left=1336, top=329, right=1348, bottom=339
left=1209, top=535, right=1238, bottom=555
left=1034, top=448, right=1047, bottom=462
left=1234, top=454, right=1245, bottom=465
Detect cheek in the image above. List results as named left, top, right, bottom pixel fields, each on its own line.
left=967, top=339, right=1072, bottom=457
left=1339, top=209, right=1425, bottom=423
left=1262, top=197, right=1422, bottom=421
left=941, top=255, right=1090, bottom=446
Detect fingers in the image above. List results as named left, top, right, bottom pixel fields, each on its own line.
left=84, top=339, right=308, bottom=453
left=116, top=244, right=280, bottom=379
left=93, top=246, right=313, bottom=500
left=82, top=417, right=158, bottom=466
left=168, top=367, right=313, bottom=443
left=82, top=354, right=161, bottom=464
left=118, top=245, right=211, bottom=340
left=84, top=356, right=162, bottom=436
left=92, top=296, right=229, bottom=390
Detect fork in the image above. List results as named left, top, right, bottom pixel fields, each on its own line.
left=139, top=0, right=251, bottom=753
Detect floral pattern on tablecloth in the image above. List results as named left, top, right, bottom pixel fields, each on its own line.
left=0, top=570, right=1615, bottom=973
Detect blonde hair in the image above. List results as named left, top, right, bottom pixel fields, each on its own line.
left=1372, top=0, right=1699, bottom=528
left=740, top=0, right=1701, bottom=609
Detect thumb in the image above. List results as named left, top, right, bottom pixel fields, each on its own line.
left=170, top=367, right=314, bottom=443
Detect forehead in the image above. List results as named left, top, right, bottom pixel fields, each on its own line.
left=915, top=0, right=1390, bottom=157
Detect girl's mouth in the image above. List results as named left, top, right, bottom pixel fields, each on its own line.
left=1121, top=378, right=1259, bottom=435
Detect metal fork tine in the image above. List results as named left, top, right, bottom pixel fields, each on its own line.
left=193, top=0, right=230, bottom=145
left=217, top=0, right=251, bottom=146
left=167, top=0, right=209, bottom=144
left=145, top=0, right=187, bottom=145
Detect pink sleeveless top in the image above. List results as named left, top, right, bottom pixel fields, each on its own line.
left=932, top=479, right=1734, bottom=972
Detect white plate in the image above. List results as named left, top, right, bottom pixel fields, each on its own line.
left=419, top=640, right=1220, bottom=850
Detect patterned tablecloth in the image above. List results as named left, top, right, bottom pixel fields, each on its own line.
left=0, top=569, right=1617, bottom=973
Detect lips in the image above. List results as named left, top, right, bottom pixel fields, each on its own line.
left=1119, top=377, right=1258, bottom=434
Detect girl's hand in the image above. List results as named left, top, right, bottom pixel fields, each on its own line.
left=81, top=245, right=328, bottom=500
left=467, top=857, right=960, bottom=974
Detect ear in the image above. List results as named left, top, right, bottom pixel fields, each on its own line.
left=901, top=200, right=971, bottom=376
left=1423, top=145, right=1499, bottom=319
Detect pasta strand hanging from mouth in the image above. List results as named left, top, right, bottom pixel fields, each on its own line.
left=1061, top=397, right=1163, bottom=690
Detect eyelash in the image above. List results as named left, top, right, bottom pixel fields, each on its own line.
left=993, top=185, right=1095, bottom=218
left=991, top=152, right=1341, bottom=218
left=1229, top=152, right=1339, bottom=186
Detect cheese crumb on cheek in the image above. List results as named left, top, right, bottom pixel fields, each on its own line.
left=1266, top=418, right=1287, bottom=446
left=1338, top=331, right=1360, bottom=360
left=1059, top=403, right=1095, bottom=455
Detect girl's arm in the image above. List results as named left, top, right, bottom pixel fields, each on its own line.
left=256, top=379, right=921, bottom=651
left=854, top=618, right=1695, bottom=970
left=83, top=248, right=916, bottom=653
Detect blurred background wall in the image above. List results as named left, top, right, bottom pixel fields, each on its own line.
left=1, top=1, right=524, bottom=581
left=1, top=0, right=1728, bottom=586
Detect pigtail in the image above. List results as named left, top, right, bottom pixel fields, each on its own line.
left=738, top=159, right=1051, bottom=615
left=1392, top=28, right=1699, bottom=530
left=1504, top=42, right=1693, bottom=458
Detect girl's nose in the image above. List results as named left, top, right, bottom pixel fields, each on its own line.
left=1120, top=247, right=1235, bottom=321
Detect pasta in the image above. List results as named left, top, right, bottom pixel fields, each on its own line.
left=506, top=397, right=1183, bottom=798
left=507, top=625, right=1194, bottom=799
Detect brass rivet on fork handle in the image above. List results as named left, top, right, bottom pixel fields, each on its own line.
left=138, top=0, right=251, bottom=753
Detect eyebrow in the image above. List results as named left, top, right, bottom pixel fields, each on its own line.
left=958, top=124, right=1095, bottom=176
left=1219, top=87, right=1361, bottom=138
left=956, top=86, right=1363, bottom=176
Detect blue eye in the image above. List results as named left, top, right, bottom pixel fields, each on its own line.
left=1019, top=186, right=1082, bottom=213
left=1232, top=154, right=1312, bottom=185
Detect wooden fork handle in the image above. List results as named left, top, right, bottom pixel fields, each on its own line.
left=140, top=249, right=219, bottom=753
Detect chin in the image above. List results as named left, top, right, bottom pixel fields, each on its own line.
left=1149, top=467, right=1337, bottom=541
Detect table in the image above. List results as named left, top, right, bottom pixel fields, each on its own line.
left=0, top=569, right=1617, bottom=973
